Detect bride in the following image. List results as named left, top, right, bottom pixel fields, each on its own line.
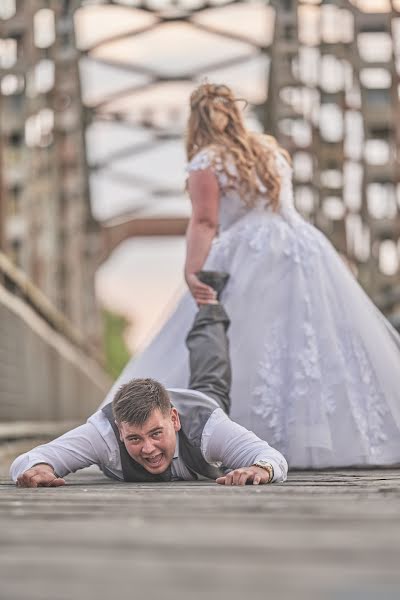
left=102, top=83, right=400, bottom=469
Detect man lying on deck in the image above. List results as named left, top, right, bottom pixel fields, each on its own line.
left=10, top=272, right=288, bottom=488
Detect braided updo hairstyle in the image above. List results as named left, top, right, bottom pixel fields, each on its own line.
left=186, top=83, right=291, bottom=210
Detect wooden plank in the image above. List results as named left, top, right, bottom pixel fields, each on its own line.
left=1, top=469, right=400, bottom=600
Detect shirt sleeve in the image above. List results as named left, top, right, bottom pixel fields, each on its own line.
left=201, top=408, right=288, bottom=483
left=9, top=419, right=112, bottom=481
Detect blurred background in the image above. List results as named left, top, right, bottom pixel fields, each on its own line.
left=0, top=0, right=400, bottom=427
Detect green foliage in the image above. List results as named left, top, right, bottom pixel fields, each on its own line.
left=102, top=310, right=131, bottom=379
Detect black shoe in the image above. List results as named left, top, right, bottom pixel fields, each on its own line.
left=196, top=270, right=230, bottom=301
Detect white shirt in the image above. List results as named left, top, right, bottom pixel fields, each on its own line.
left=9, top=408, right=288, bottom=483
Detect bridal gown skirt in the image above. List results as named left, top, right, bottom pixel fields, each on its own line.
left=102, top=211, right=400, bottom=469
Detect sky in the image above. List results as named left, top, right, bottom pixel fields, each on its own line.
left=96, top=236, right=186, bottom=352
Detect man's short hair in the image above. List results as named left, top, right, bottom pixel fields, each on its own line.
left=112, top=378, right=172, bottom=425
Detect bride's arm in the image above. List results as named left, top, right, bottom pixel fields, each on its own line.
left=185, top=168, right=220, bottom=304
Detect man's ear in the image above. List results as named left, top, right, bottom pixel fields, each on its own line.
left=170, top=407, right=181, bottom=432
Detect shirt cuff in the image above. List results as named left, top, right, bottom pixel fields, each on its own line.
left=253, top=455, right=287, bottom=483
left=10, top=453, right=59, bottom=481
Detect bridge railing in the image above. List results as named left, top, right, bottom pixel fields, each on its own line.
left=0, top=252, right=111, bottom=424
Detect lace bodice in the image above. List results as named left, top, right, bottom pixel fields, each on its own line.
left=186, top=143, right=301, bottom=231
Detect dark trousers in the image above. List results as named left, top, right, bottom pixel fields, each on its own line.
left=185, top=304, right=231, bottom=414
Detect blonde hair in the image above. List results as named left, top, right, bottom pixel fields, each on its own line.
left=186, top=83, right=291, bottom=210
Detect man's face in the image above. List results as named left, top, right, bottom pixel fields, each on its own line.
left=117, top=408, right=181, bottom=474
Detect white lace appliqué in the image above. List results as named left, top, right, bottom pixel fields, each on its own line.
left=251, top=254, right=389, bottom=458
left=186, top=147, right=230, bottom=189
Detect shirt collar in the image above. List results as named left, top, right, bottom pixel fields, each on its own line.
left=173, top=432, right=180, bottom=460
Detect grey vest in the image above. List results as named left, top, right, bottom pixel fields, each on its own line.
left=102, top=389, right=224, bottom=482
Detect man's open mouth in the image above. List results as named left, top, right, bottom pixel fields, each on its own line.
left=145, top=454, right=164, bottom=468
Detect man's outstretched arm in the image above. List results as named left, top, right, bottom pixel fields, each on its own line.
left=10, top=418, right=109, bottom=487
left=201, top=409, right=288, bottom=485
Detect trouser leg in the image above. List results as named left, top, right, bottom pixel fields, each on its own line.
left=185, top=303, right=231, bottom=414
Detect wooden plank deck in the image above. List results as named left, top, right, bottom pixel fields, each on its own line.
left=1, top=468, right=400, bottom=600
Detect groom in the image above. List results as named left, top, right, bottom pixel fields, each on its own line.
left=11, top=272, right=288, bottom=487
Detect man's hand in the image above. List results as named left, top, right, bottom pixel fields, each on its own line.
left=16, top=463, right=66, bottom=488
left=216, top=466, right=272, bottom=486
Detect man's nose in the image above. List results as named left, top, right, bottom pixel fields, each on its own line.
left=141, top=438, right=156, bottom=455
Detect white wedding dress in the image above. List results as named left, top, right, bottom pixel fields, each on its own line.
left=102, top=144, right=400, bottom=469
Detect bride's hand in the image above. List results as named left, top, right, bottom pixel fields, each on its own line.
left=186, top=273, right=217, bottom=305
